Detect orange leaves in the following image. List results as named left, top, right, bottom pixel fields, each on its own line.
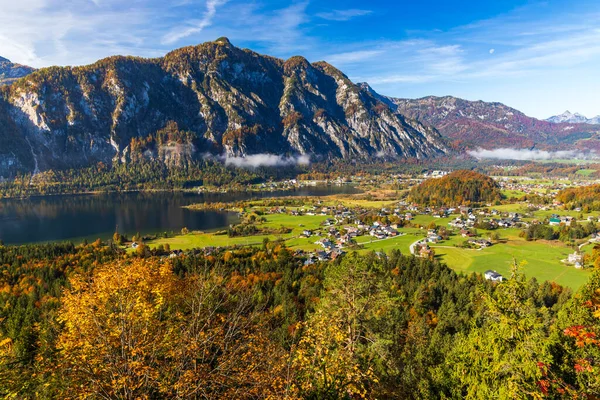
left=223, top=250, right=234, bottom=262
left=563, top=325, right=600, bottom=348
left=54, top=257, right=290, bottom=399
left=409, top=170, right=502, bottom=206
left=229, top=271, right=282, bottom=289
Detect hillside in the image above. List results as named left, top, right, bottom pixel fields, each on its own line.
left=0, top=38, right=446, bottom=177
left=0, top=56, right=35, bottom=85
left=409, top=170, right=502, bottom=206
left=359, top=83, right=600, bottom=151
left=557, top=184, right=600, bottom=211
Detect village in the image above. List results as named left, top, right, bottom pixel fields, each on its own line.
left=137, top=169, right=600, bottom=290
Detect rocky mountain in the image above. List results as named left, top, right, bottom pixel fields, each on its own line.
left=0, top=56, right=36, bottom=85
left=0, top=38, right=446, bottom=177
left=358, top=83, right=600, bottom=151
left=546, top=110, right=600, bottom=125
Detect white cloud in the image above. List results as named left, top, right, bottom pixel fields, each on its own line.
left=468, top=148, right=599, bottom=161
left=348, top=40, right=466, bottom=84
left=0, top=0, right=166, bottom=67
left=222, top=154, right=310, bottom=168
left=326, top=50, right=383, bottom=65
left=161, top=0, right=227, bottom=45
left=489, top=48, right=495, bottom=54
left=316, top=9, right=372, bottom=21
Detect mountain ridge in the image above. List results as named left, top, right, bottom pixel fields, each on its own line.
left=0, top=39, right=447, bottom=177
left=0, top=57, right=36, bottom=85
left=358, top=83, right=600, bottom=151
left=546, top=110, right=600, bottom=125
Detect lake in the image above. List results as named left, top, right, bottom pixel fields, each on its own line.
left=0, top=185, right=359, bottom=244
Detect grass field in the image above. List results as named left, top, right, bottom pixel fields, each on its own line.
left=150, top=214, right=328, bottom=250
left=147, top=207, right=593, bottom=290
left=321, top=198, right=398, bottom=209
left=576, top=169, right=596, bottom=176
left=426, top=227, right=589, bottom=289
left=502, top=189, right=528, bottom=198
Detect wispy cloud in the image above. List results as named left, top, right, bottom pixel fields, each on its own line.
left=335, top=40, right=466, bottom=84
left=316, top=9, right=372, bottom=21
left=468, top=148, right=599, bottom=161
left=161, top=0, right=227, bottom=45
left=0, top=0, right=168, bottom=67
left=341, top=10, right=600, bottom=99
left=1, top=0, right=600, bottom=119
left=204, top=153, right=310, bottom=168
left=326, top=50, right=383, bottom=65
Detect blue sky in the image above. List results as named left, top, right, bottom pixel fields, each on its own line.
left=1, top=0, right=600, bottom=119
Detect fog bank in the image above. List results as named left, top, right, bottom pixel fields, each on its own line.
left=468, top=148, right=598, bottom=161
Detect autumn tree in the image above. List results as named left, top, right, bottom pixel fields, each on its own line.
left=554, top=270, right=600, bottom=397
left=409, top=170, right=503, bottom=206
left=448, top=262, right=553, bottom=399
left=292, top=254, right=397, bottom=399
left=54, top=259, right=289, bottom=399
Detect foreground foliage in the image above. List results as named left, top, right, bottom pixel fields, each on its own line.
left=0, top=241, right=598, bottom=398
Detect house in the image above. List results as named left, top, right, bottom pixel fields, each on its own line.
left=131, top=242, right=139, bottom=249
left=460, top=229, right=475, bottom=238
left=460, top=206, right=471, bottom=215
left=330, top=248, right=345, bottom=260
left=169, top=250, right=184, bottom=258
left=304, top=258, right=315, bottom=266
left=549, top=217, right=561, bottom=226
left=427, top=234, right=442, bottom=243
left=337, top=235, right=351, bottom=245
left=302, top=230, right=312, bottom=237
left=383, top=226, right=399, bottom=236
left=477, top=239, right=492, bottom=248
left=484, top=270, right=503, bottom=282
left=419, top=246, right=433, bottom=258
left=315, top=239, right=333, bottom=249
left=567, top=252, right=584, bottom=267
left=561, top=216, right=574, bottom=226
left=469, top=239, right=492, bottom=248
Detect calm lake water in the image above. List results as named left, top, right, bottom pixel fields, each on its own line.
left=0, top=185, right=359, bottom=244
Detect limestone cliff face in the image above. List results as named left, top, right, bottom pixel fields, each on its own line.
left=0, top=38, right=447, bottom=177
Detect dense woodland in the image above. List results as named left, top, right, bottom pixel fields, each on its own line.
left=0, top=159, right=294, bottom=198
left=409, top=170, right=504, bottom=207
left=557, top=184, right=600, bottom=211
left=0, top=240, right=598, bottom=399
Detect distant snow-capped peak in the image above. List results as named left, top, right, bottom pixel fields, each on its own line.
left=546, top=110, right=600, bottom=124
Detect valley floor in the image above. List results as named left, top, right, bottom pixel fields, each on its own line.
left=146, top=196, right=593, bottom=290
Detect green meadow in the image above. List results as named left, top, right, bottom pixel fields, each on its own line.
left=148, top=206, right=592, bottom=290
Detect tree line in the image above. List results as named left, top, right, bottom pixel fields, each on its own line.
left=0, top=240, right=599, bottom=398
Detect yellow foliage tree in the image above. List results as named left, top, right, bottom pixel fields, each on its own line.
left=54, top=259, right=289, bottom=399
left=292, top=310, right=375, bottom=399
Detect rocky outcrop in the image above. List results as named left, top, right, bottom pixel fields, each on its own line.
left=0, top=57, right=35, bottom=85
left=0, top=39, right=447, bottom=177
